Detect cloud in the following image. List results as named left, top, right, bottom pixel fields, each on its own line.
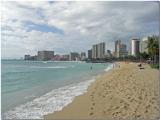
left=1, top=1, right=159, bottom=59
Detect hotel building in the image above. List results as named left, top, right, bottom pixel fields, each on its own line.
left=131, top=38, right=140, bottom=57
left=140, top=37, right=148, bottom=54
left=24, top=55, right=31, bottom=60
left=37, top=50, right=54, bottom=61
left=115, top=40, right=127, bottom=58
left=92, top=42, right=105, bottom=59
left=80, top=52, right=86, bottom=60
left=88, top=49, right=92, bottom=60
left=69, top=52, right=80, bottom=61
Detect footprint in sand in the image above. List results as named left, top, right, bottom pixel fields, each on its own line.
left=138, top=96, right=142, bottom=100
left=120, top=99, right=124, bottom=103
left=112, top=112, right=119, bottom=117
left=89, top=112, right=94, bottom=116
left=127, top=96, right=131, bottom=100
left=154, top=106, right=159, bottom=111
left=145, top=109, right=148, bottom=113
left=92, top=102, right=95, bottom=106
left=115, top=106, right=120, bottom=110
left=124, top=105, right=128, bottom=110
left=105, top=92, right=109, bottom=95
left=146, top=104, right=151, bottom=109
left=92, top=91, right=95, bottom=94
left=130, top=98, right=134, bottom=102
left=90, top=107, right=94, bottom=110
left=90, top=94, right=94, bottom=98
left=135, top=114, right=141, bottom=118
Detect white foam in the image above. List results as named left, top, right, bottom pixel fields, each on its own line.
left=104, top=63, right=114, bottom=72
left=3, top=64, right=114, bottom=119
left=2, top=78, right=95, bottom=119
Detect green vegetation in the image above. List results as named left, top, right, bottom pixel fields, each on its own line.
left=147, top=35, right=159, bottom=64
left=150, top=63, right=159, bottom=69
left=139, top=52, right=149, bottom=60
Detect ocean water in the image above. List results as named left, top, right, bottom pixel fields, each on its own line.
left=1, top=60, right=113, bottom=119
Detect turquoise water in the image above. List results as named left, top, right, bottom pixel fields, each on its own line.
left=2, top=60, right=112, bottom=119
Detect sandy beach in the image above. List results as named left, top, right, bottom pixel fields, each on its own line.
left=44, top=62, right=160, bottom=120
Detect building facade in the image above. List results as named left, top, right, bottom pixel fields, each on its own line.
left=115, top=40, right=127, bottom=58
left=80, top=52, right=86, bottom=60
left=61, top=54, right=70, bottom=61
left=115, top=40, right=121, bottom=54
left=140, top=37, right=148, bottom=54
left=88, top=49, right=92, bottom=60
left=37, top=51, right=54, bottom=61
left=120, top=44, right=127, bottom=57
left=24, top=55, right=31, bottom=60
left=131, top=38, right=140, bottom=57
left=92, top=42, right=105, bottom=59
left=69, top=52, right=80, bottom=61
left=92, top=44, right=98, bottom=59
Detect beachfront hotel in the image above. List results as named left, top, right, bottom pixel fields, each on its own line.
left=24, top=55, right=31, bottom=60
left=140, top=37, right=149, bottom=54
left=92, top=42, right=105, bottom=59
left=69, top=52, right=80, bottom=61
left=131, top=38, right=140, bottom=57
left=115, top=40, right=121, bottom=55
left=88, top=49, right=92, bottom=60
left=80, top=52, right=86, bottom=60
left=37, top=51, right=54, bottom=61
left=115, top=40, right=127, bottom=58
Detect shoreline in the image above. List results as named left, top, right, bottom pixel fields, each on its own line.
left=44, top=62, right=160, bottom=120
left=3, top=63, right=114, bottom=119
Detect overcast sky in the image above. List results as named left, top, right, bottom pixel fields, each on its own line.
left=1, top=1, right=159, bottom=59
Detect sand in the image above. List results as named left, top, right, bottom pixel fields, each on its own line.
left=44, top=62, right=160, bottom=120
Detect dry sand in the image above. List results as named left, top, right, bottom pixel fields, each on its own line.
left=44, top=62, right=160, bottom=120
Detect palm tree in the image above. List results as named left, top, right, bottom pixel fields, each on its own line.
left=147, top=36, right=159, bottom=64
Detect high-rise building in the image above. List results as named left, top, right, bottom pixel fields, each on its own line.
left=140, top=37, right=148, bottom=53
left=24, top=55, right=37, bottom=60
left=115, top=40, right=127, bottom=57
left=37, top=50, right=54, bottom=61
left=92, top=44, right=98, bottom=59
left=120, top=44, right=127, bottom=57
left=115, top=40, right=121, bottom=53
left=131, top=38, right=140, bottom=57
left=61, top=54, right=70, bottom=61
left=54, top=54, right=61, bottom=61
left=92, top=42, right=105, bottom=59
left=140, top=37, right=148, bottom=54
left=88, top=49, right=92, bottom=60
left=24, top=55, right=31, bottom=60
left=80, top=52, right=86, bottom=60
left=98, top=42, right=105, bottom=59
left=69, top=52, right=80, bottom=61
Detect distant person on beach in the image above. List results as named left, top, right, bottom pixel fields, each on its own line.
left=138, top=63, right=142, bottom=67
left=90, top=66, right=92, bottom=70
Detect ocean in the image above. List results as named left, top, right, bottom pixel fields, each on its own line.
left=1, top=60, right=113, bottom=119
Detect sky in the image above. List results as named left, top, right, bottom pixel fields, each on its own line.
left=1, top=1, right=159, bottom=59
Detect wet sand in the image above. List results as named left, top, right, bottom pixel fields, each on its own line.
left=44, top=62, right=160, bottom=120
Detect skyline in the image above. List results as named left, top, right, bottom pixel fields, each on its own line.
left=1, top=1, right=159, bottom=59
